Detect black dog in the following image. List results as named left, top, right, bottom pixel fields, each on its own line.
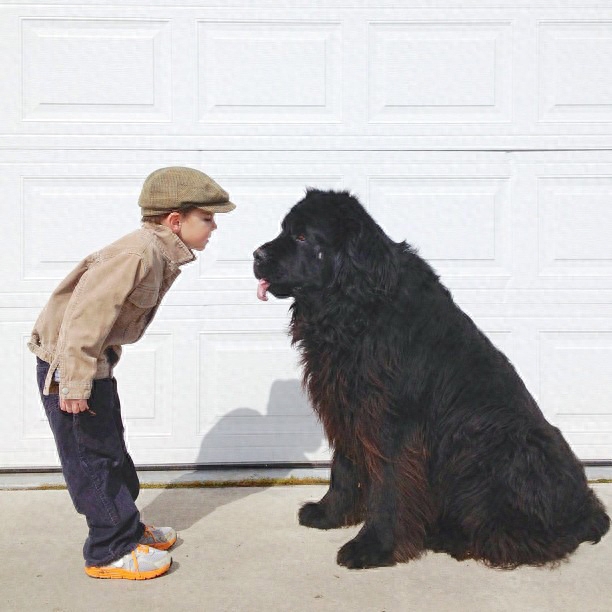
left=253, top=189, right=609, bottom=569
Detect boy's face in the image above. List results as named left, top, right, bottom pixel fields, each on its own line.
left=178, top=209, right=217, bottom=251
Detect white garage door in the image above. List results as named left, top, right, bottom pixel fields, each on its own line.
left=1, top=1, right=611, bottom=468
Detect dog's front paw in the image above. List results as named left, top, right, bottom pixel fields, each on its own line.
left=337, top=534, right=395, bottom=569
left=299, top=502, right=336, bottom=529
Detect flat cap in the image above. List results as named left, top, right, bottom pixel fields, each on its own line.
left=139, top=166, right=236, bottom=216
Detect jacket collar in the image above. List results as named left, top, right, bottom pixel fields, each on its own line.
left=142, top=222, right=196, bottom=267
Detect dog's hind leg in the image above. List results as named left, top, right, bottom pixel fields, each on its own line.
left=299, top=450, right=365, bottom=529
left=453, top=434, right=611, bottom=568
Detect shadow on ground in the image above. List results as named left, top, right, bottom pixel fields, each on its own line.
left=140, top=379, right=326, bottom=531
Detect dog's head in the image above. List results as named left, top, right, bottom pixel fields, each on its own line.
left=253, top=189, right=399, bottom=302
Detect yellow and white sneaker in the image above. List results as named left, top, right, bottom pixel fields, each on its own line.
left=85, top=544, right=171, bottom=580
left=139, top=525, right=177, bottom=551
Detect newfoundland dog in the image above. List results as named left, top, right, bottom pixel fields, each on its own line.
left=253, top=188, right=609, bottom=569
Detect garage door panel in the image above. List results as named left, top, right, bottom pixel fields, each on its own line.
left=21, top=18, right=172, bottom=123
left=0, top=322, right=57, bottom=465
left=3, top=5, right=612, bottom=146
left=3, top=155, right=611, bottom=296
left=7, top=301, right=611, bottom=466
left=20, top=329, right=51, bottom=441
left=198, top=334, right=305, bottom=437
left=21, top=176, right=141, bottom=281
left=193, top=442, right=329, bottom=465
left=368, top=21, right=512, bottom=124
left=538, top=21, right=612, bottom=124
left=369, top=175, right=512, bottom=287
left=119, top=332, right=174, bottom=435
left=538, top=176, right=612, bottom=282
left=540, top=331, right=612, bottom=419
left=198, top=20, right=343, bottom=124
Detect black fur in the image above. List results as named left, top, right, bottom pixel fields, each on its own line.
left=253, top=188, right=610, bottom=569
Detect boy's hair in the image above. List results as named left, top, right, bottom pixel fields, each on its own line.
left=142, top=205, right=199, bottom=225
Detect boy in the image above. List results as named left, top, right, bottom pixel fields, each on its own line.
left=28, top=167, right=236, bottom=579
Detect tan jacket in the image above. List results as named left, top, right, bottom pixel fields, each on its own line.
left=28, top=223, right=195, bottom=399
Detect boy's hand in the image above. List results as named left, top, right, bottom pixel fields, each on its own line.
left=59, top=398, right=91, bottom=414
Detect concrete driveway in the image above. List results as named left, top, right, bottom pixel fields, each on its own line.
left=2, top=483, right=610, bottom=612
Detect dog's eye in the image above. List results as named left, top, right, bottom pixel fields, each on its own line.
left=296, top=234, right=306, bottom=242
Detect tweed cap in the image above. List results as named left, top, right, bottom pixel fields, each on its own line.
left=139, top=166, right=236, bottom=216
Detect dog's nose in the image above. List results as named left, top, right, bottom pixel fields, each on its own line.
left=253, top=248, right=266, bottom=262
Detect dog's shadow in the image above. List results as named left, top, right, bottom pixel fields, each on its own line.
left=140, top=379, right=326, bottom=532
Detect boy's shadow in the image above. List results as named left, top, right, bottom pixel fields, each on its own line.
left=140, top=379, right=326, bottom=531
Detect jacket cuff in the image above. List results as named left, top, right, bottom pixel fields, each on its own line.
left=58, top=383, right=92, bottom=400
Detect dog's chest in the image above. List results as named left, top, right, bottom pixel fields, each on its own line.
left=304, top=337, right=352, bottom=392
left=302, top=342, right=380, bottom=447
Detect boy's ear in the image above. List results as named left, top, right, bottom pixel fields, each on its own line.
left=164, top=211, right=182, bottom=233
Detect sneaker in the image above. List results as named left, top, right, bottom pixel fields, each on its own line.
left=85, top=544, right=171, bottom=580
left=139, top=525, right=177, bottom=551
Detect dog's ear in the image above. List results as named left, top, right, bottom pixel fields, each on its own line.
left=334, top=211, right=399, bottom=301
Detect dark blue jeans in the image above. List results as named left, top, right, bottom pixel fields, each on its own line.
left=36, top=358, right=144, bottom=566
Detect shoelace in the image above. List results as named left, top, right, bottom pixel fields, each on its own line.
left=115, top=544, right=149, bottom=571
left=131, top=545, right=150, bottom=572
left=131, top=549, right=139, bottom=572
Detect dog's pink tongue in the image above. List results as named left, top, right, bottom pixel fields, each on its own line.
left=257, top=279, right=270, bottom=301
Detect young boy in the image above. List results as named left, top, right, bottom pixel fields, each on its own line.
left=28, top=167, right=235, bottom=579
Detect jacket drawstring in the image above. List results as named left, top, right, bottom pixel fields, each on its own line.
left=43, top=356, right=60, bottom=395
